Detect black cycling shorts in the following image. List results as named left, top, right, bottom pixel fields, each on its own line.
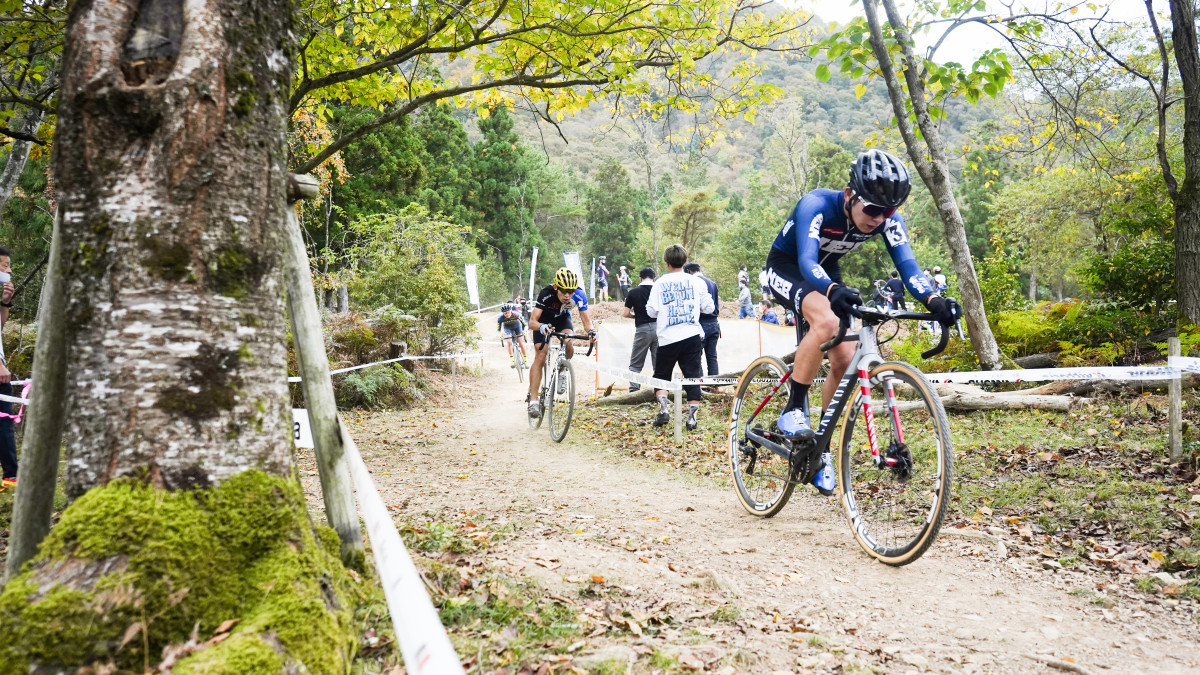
left=532, top=314, right=573, bottom=346
left=764, top=248, right=843, bottom=314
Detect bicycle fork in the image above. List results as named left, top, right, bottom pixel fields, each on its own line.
left=857, top=369, right=907, bottom=471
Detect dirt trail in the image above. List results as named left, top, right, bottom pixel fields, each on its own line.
left=316, top=320, right=1199, bottom=674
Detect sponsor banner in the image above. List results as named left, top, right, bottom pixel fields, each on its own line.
left=528, top=246, right=538, bottom=299
left=464, top=263, right=480, bottom=307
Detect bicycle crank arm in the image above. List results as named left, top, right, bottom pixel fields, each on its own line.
left=744, top=427, right=794, bottom=464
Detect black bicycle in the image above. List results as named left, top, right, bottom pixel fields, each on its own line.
left=528, top=332, right=593, bottom=442
left=729, top=304, right=955, bottom=566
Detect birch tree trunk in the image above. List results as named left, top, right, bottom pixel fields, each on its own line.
left=863, top=0, right=1004, bottom=370
left=54, top=0, right=295, bottom=496
left=0, top=109, right=45, bottom=219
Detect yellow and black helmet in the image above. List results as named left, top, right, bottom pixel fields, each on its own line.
left=553, top=267, right=579, bottom=291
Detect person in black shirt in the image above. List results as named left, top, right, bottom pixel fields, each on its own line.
left=684, top=262, right=721, bottom=376
left=884, top=270, right=906, bottom=310
left=622, top=267, right=657, bottom=393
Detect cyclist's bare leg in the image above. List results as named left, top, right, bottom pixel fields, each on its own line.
left=793, top=292, right=855, bottom=410
left=562, top=329, right=576, bottom=359
left=529, top=341, right=550, bottom=400
left=517, top=336, right=528, bottom=358
left=504, top=337, right=514, bottom=357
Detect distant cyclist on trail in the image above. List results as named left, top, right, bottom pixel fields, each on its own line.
left=527, top=268, right=597, bottom=418
left=764, top=148, right=961, bottom=495
left=496, top=303, right=529, bottom=368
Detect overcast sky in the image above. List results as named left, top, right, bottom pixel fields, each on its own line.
left=793, top=0, right=1153, bottom=66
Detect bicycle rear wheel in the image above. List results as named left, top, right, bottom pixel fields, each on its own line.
left=548, top=359, right=575, bottom=442
left=729, top=355, right=797, bottom=517
left=838, top=361, right=952, bottom=566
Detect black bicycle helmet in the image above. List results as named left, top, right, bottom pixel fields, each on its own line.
left=849, top=149, right=912, bottom=208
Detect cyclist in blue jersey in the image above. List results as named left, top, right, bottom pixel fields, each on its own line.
left=497, top=303, right=529, bottom=367
left=765, top=149, right=961, bottom=495
left=527, top=268, right=598, bottom=418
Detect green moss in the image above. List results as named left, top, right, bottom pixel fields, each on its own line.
left=155, top=343, right=243, bottom=423
left=0, top=471, right=356, bottom=673
left=207, top=245, right=263, bottom=300
left=142, top=238, right=193, bottom=281
left=233, top=91, right=257, bottom=117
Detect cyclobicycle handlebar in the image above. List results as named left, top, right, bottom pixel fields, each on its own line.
left=549, top=331, right=595, bottom=358
left=819, top=305, right=953, bottom=359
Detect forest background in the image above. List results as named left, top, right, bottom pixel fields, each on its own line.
left=0, top=1, right=1188, bottom=384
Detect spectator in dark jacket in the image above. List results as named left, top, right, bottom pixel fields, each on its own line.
left=684, top=262, right=721, bottom=376
left=622, top=267, right=658, bottom=393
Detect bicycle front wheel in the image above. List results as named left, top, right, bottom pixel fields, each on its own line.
left=729, top=355, right=797, bottom=518
left=548, top=359, right=575, bottom=442
left=838, top=361, right=953, bottom=566
left=513, top=346, right=526, bottom=383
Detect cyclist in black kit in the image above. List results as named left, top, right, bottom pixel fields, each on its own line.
left=526, top=268, right=597, bottom=418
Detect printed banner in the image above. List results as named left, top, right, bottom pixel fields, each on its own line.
left=464, top=263, right=479, bottom=308
left=562, top=252, right=583, bottom=287
left=528, top=246, right=538, bottom=299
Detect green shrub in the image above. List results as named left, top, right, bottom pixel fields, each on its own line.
left=336, top=366, right=424, bottom=408
left=991, top=308, right=1057, bottom=357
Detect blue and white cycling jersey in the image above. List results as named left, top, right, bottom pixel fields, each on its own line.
left=533, top=285, right=589, bottom=320
left=770, top=188, right=935, bottom=303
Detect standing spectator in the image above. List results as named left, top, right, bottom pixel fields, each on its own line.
left=0, top=246, right=16, bottom=489
left=597, top=255, right=610, bottom=301
left=759, top=299, right=779, bottom=325
left=737, top=280, right=754, bottom=319
left=884, top=270, right=906, bottom=310
left=932, top=266, right=948, bottom=293
left=617, top=265, right=631, bottom=300
left=623, top=267, right=658, bottom=393
left=646, top=245, right=713, bottom=431
left=737, top=264, right=750, bottom=288
left=684, top=262, right=721, bottom=376
left=759, top=265, right=770, bottom=301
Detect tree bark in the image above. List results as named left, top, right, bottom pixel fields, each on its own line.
left=53, top=0, right=294, bottom=494
left=0, top=109, right=45, bottom=219
left=1169, top=0, right=1200, bottom=327
left=863, top=0, right=1004, bottom=370
left=1028, top=266, right=1038, bottom=302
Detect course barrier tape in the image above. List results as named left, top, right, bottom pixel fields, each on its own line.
left=467, top=302, right=506, bottom=314
left=288, top=353, right=484, bottom=382
left=922, top=364, right=1181, bottom=385
left=340, top=427, right=466, bottom=675
left=1170, top=356, right=1200, bottom=374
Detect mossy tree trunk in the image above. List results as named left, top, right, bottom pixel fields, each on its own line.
left=0, top=1, right=358, bottom=672
left=54, top=0, right=294, bottom=496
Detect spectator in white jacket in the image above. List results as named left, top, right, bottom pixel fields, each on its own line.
left=646, top=244, right=714, bottom=431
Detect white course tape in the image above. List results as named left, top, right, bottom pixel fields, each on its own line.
left=288, top=353, right=484, bottom=382
left=572, top=358, right=679, bottom=391
left=341, top=428, right=465, bottom=675
left=0, top=394, right=29, bottom=405
left=1170, top=356, right=1200, bottom=374
left=923, top=364, right=1180, bottom=385
left=467, top=302, right=505, bottom=314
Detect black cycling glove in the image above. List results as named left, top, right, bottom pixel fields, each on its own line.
left=926, top=296, right=962, bottom=325
left=826, top=284, right=864, bottom=320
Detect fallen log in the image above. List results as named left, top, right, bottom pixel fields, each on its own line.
left=1022, top=373, right=1200, bottom=397
left=1013, top=352, right=1059, bottom=368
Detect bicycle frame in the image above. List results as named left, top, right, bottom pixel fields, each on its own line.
left=741, top=307, right=948, bottom=479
